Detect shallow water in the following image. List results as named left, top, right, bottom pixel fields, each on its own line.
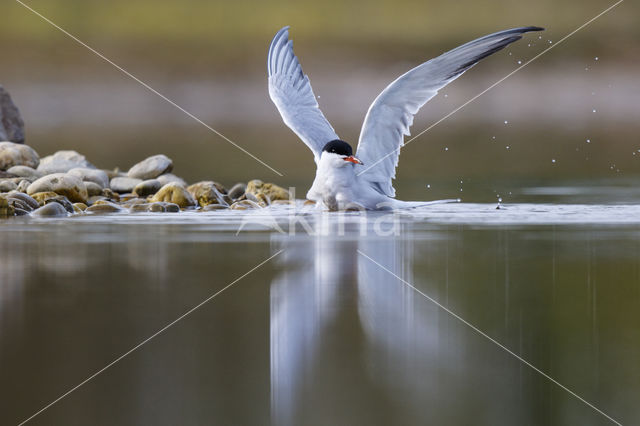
left=1, top=204, right=639, bottom=425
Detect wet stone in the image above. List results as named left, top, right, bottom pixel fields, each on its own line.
left=7, top=191, right=39, bottom=210
left=73, top=202, right=87, bottom=211
left=85, top=181, right=103, bottom=197
left=127, top=154, right=173, bottom=180
left=230, top=200, right=261, bottom=210
left=187, top=181, right=227, bottom=207
left=151, top=182, right=196, bottom=208
left=133, top=179, right=162, bottom=197
left=44, top=197, right=75, bottom=214
left=201, top=204, right=230, bottom=211
left=31, top=202, right=68, bottom=217
left=0, top=196, right=14, bottom=217
left=85, top=201, right=124, bottom=214
left=246, top=179, right=290, bottom=201
left=227, top=183, right=246, bottom=200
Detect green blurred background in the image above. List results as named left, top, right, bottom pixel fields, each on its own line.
left=1, top=0, right=638, bottom=202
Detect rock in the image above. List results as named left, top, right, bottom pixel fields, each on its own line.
left=7, top=191, right=39, bottom=210
left=73, top=202, right=87, bottom=212
left=101, top=188, right=120, bottom=202
left=31, top=191, right=60, bottom=206
left=67, top=167, right=109, bottom=188
left=0, top=86, right=25, bottom=144
left=16, top=179, right=30, bottom=193
left=44, top=197, right=74, bottom=213
left=151, top=182, right=196, bottom=208
left=187, top=181, right=227, bottom=207
left=230, top=200, right=261, bottom=210
left=110, top=177, right=142, bottom=193
left=121, top=198, right=146, bottom=208
left=85, top=181, right=103, bottom=196
left=0, top=180, right=17, bottom=192
left=127, top=154, right=173, bottom=180
left=0, top=142, right=39, bottom=170
left=0, top=196, right=14, bottom=217
left=6, top=165, right=42, bottom=181
left=87, top=196, right=106, bottom=205
left=201, top=204, right=230, bottom=211
left=85, top=201, right=124, bottom=214
left=228, top=183, right=246, bottom=200
left=31, top=202, right=68, bottom=217
left=27, top=173, right=88, bottom=203
left=133, top=179, right=161, bottom=197
left=245, top=191, right=270, bottom=207
left=156, top=173, right=186, bottom=187
left=246, top=179, right=290, bottom=201
left=37, top=150, right=95, bottom=174
left=14, top=207, right=29, bottom=216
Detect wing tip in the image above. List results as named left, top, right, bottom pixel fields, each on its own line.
left=268, top=26, right=292, bottom=75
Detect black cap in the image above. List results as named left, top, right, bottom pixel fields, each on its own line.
left=322, top=139, right=353, bottom=156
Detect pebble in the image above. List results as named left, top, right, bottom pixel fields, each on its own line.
left=37, top=150, right=95, bottom=174
left=16, top=179, right=30, bottom=193
left=156, top=173, right=186, bottom=187
left=110, top=177, right=142, bottom=193
left=227, top=183, right=246, bottom=200
left=127, top=154, right=173, bottom=180
left=73, top=202, right=87, bottom=211
left=151, top=182, right=196, bottom=208
left=246, top=179, right=290, bottom=201
left=0, top=86, right=25, bottom=144
left=230, top=200, right=261, bottom=210
left=0, top=142, right=39, bottom=170
left=85, top=201, right=124, bottom=214
left=187, top=181, right=227, bottom=207
left=67, top=167, right=109, bottom=188
left=27, top=173, right=88, bottom=203
left=133, top=179, right=162, bottom=197
left=0, top=180, right=17, bottom=192
left=44, top=197, right=75, bottom=213
left=31, top=202, right=68, bottom=217
left=0, top=196, right=14, bottom=217
left=201, top=204, right=230, bottom=211
left=7, top=191, right=39, bottom=210
left=6, top=165, right=42, bottom=181
left=85, top=181, right=103, bottom=196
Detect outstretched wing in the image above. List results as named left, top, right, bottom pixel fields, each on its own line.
left=356, top=26, right=543, bottom=197
left=268, top=26, right=339, bottom=164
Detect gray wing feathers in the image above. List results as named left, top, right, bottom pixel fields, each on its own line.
left=356, top=26, right=543, bottom=197
left=268, top=26, right=339, bottom=163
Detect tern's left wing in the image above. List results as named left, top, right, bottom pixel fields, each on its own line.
left=356, top=26, right=543, bottom=197
left=268, top=26, right=339, bottom=164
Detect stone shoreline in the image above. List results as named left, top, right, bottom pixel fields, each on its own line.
left=0, top=141, right=292, bottom=218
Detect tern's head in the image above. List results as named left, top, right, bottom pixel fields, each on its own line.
left=321, top=140, right=363, bottom=167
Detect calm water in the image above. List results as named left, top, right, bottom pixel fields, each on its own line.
left=1, top=205, right=639, bottom=425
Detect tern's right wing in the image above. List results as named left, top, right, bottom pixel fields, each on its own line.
left=268, top=26, right=339, bottom=164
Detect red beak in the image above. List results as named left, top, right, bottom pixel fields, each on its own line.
left=344, top=156, right=363, bottom=165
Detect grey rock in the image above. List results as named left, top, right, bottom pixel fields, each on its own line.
left=127, top=154, right=172, bottom=180
left=6, top=165, right=42, bottom=181
left=27, top=173, right=88, bottom=203
left=156, top=173, right=186, bottom=187
left=7, top=191, right=39, bottom=210
left=0, top=86, right=25, bottom=144
left=44, top=197, right=75, bottom=213
left=85, top=201, right=124, bottom=214
left=0, top=180, right=17, bottom=192
left=0, top=142, right=39, bottom=170
left=110, top=176, right=142, bottom=193
left=67, top=167, right=109, bottom=188
left=31, top=202, right=68, bottom=217
left=37, top=150, right=95, bottom=174
left=133, top=179, right=161, bottom=197
left=228, top=183, right=246, bottom=200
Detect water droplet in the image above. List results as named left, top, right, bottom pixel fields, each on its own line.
left=498, top=197, right=503, bottom=202
left=551, top=159, right=556, bottom=163
left=444, top=94, right=448, bottom=98
left=506, top=146, right=510, bottom=149
left=592, top=109, right=597, bottom=113
left=517, top=60, right=522, bottom=65
left=538, top=36, right=542, bottom=39
left=548, top=40, right=553, bottom=44
left=444, top=147, right=449, bottom=151
left=527, top=43, right=531, bottom=47
left=504, top=120, right=508, bottom=124
left=492, top=136, right=496, bottom=140
left=595, top=56, right=599, bottom=61
left=586, top=139, right=591, bottom=143
left=460, top=188, right=463, bottom=192
left=426, top=184, right=431, bottom=188
left=508, top=52, right=512, bottom=56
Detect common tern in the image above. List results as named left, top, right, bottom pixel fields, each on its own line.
left=268, top=25, right=543, bottom=210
